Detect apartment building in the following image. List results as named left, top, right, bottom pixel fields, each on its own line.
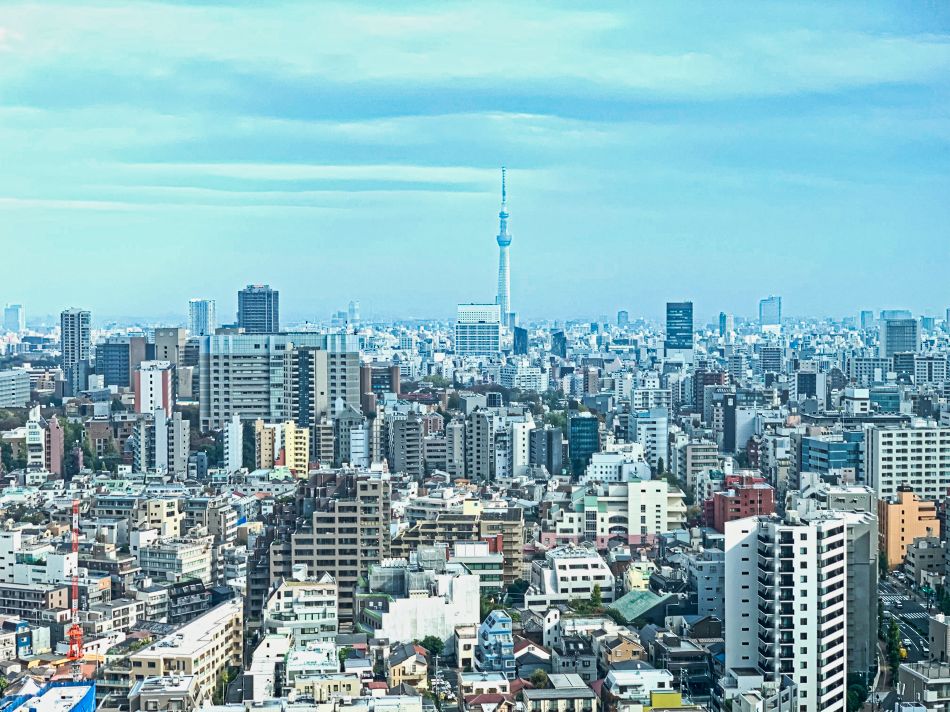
left=524, top=545, right=615, bottom=611
left=866, top=423, right=950, bottom=499
left=725, top=512, right=848, bottom=712
left=262, top=568, right=338, bottom=645
left=284, top=471, right=392, bottom=625
left=129, top=600, right=243, bottom=706
left=878, top=489, right=939, bottom=568
left=391, top=503, right=525, bottom=584
left=540, top=480, right=687, bottom=548
left=198, top=333, right=359, bottom=430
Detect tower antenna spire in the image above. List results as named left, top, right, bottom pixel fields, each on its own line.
left=496, top=166, right=512, bottom=328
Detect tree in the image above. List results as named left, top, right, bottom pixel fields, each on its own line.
left=591, top=584, right=603, bottom=607
left=656, top=457, right=666, bottom=476
left=242, top=421, right=256, bottom=469
left=338, top=646, right=353, bottom=666
left=530, top=669, right=549, bottom=689
left=420, top=636, right=445, bottom=659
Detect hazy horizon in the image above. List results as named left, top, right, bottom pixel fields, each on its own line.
left=2, top=1, right=949, bottom=320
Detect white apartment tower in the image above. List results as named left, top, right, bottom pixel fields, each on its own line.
left=725, top=512, right=848, bottom=712
left=188, top=298, right=217, bottom=336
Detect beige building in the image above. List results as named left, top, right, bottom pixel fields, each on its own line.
left=392, top=502, right=525, bottom=583
left=129, top=600, right=242, bottom=705
left=878, top=489, right=939, bottom=568
left=283, top=421, right=311, bottom=475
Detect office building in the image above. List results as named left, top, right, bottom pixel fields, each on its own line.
left=552, top=330, right=567, bottom=358
left=617, top=310, right=629, bottom=327
left=60, top=307, right=91, bottom=393
left=238, top=284, right=280, bottom=334
left=0, top=369, right=30, bottom=408
left=725, top=512, right=848, bottom=712
left=860, top=310, right=875, bottom=329
left=513, top=326, right=528, bottom=355
left=455, top=303, right=501, bottom=356
left=665, top=301, right=693, bottom=362
left=134, top=361, right=174, bottom=416
left=865, top=424, right=950, bottom=499
left=880, top=317, right=920, bottom=358
left=3, top=304, right=24, bottom=333
left=154, top=327, right=186, bottom=367
left=96, top=335, right=147, bottom=389
left=719, top=311, right=734, bottom=338
left=530, top=425, right=564, bottom=476
left=284, top=343, right=361, bottom=429
left=758, top=295, right=782, bottom=327
left=188, top=298, right=216, bottom=336
left=568, top=413, right=600, bottom=475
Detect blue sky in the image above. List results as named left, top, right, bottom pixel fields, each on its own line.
left=1, top=1, right=949, bottom=324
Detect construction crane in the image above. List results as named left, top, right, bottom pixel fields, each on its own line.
left=66, top=498, right=83, bottom=680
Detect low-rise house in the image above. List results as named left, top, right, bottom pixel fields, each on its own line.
left=387, top=642, right=429, bottom=691
left=521, top=673, right=599, bottom=712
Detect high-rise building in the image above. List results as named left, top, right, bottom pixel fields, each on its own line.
left=455, top=304, right=501, bottom=356
left=513, top=326, right=528, bottom=355
left=95, top=335, right=147, bottom=388
left=347, top=300, right=360, bottom=327
left=529, top=425, right=563, bottom=477
left=495, top=168, right=513, bottom=328
left=135, top=361, right=174, bottom=416
left=866, top=424, right=950, bottom=499
left=188, top=298, right=217, bottom=336
left=285, top=471, right=392, bottom=624
left=859, top=310, right=875, bottom=329
left=551, top=330, right=567, bottom=359
left=198, top=332, right=359, bottom=430
left=718, top=311, right=734, bottom=338
left=725, top=512, right=848, bottom=712
left=758, top=295, right=782, bottom=326
left=879, top=317, right=920, bottom=358
left=60, top=308, right=91, bottom=394
left=154, top=327, right=187, bottom=367
left=664, top=301, right=693, bottom=362
left=223, top=414, right=243, bottom=473
left=3, top=304, right=24, bottom=333
left=617, top=310, right=629, bottom=327
left=568, top=413, right=599, bottom=476
left=238, top=284, right=280, bottom=334
left=0, top=370, right=30, bottom=408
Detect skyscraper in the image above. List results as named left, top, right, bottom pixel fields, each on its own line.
left=718, top=311, right=734, bottom=338
left=3, top=304, right=24, bottom=333
left=238, top=284, right=279, bottom=334
left=188, top=298, right=217, bottom=336
left=616, top=310, right=629, bottom=327
left=664, top=301, right=693, bottom=362
left=758, top=295, right=782, bottom=326
left=860, top=310, right=875, bottom=329
left=495, top=167, right=513, bottom=328
left=880, top=317, right=919, bottom=358
left=60, top=308, right=91, bottom=394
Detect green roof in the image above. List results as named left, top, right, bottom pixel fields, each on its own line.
left=607, top=590, right=675, bottom=622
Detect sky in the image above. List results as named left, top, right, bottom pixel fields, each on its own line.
left=1, top=1, right=949, bottom=324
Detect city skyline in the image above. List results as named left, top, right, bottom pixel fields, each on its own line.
left=2, top=1, right=949, bottom=319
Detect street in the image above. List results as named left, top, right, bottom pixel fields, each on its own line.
left=880, top=578, right=931, bottom=663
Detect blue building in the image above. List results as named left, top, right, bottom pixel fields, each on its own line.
left=0, top=682, right=95, bottom=712
left=568, top=413, right=600, bottom=476
left=800, top=431, right=864, bottom=481
left=474, top=610, right=516, bottom=679
left=869, top=385, right=902, bottom=413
